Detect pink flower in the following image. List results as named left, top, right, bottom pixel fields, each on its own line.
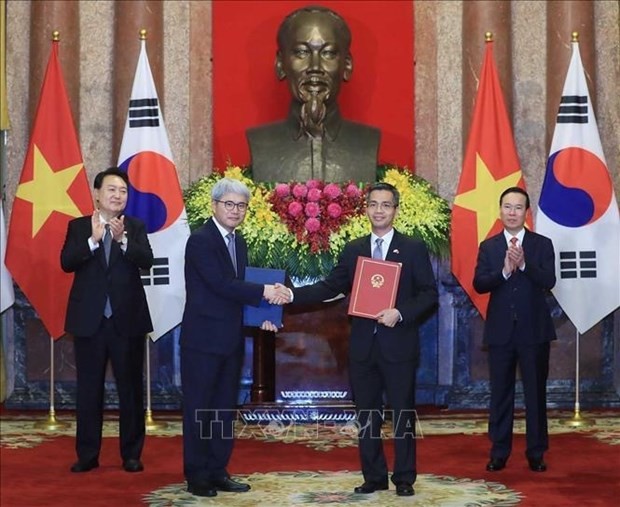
left=305, top=217, right=321, bottom=233
left=275, top=183, right=290, bottom=197
left=345, top=184, right=361, bottom=198
left=327, top=202, right=342, bottom=218
left=292, top=184, right=308, bottom=198
left=288, top=201, right=303, bottom=217
left=307, top=188, right=322, bottom=202
left=305, top=202, right=320, bottom=218
left=323, top=183, right=342, bottom=199
left=306, top=179, right=321, bottom=190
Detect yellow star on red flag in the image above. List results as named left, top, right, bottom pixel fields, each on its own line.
left=454, top=153, right=522, bottom=244
left=15, top=145, right=84, bottom=237
left=6, top=39, right=93, bottom=339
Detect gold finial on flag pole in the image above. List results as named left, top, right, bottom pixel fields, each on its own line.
left=485, top=32, right=493, bottom=42
left=140, top=29, right=147, bottom=40
left=571, top=31, right=579, bottom=43
left=52, top=30, right=60, bottom=42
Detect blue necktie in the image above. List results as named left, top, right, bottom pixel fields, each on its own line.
left=226, top=232, right=237, bottom=275
left=103, top=225, right=112, bottom=317
left=372, top=238, right=384, bottom=260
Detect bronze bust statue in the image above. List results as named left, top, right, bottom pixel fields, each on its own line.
left=247, top=5, right=380, bottom=183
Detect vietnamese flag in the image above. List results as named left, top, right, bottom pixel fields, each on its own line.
left=450, top=38, right=531, bottom=319
left=6, top=38, right=93, bottom=339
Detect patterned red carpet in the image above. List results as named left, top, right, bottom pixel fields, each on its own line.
left=1, top=409, right=619, bottom=506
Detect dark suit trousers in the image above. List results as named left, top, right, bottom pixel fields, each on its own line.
left=73, top=317, right=145, bottom=463
left=488, top=333, right=550, bottom=460
left=349, top=337, right=418, bottom=485
left=181, top=344, right=244, bottom=483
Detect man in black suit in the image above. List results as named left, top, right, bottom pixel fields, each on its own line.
left=284, top=182, right=438, bottom=497
left=61, top=167, right=153, bottom=473
left=180, top=178, right=288, bottom=498
left=473, top=187, right=556, bottom=473
left=247, top=5, right=380, bottom=183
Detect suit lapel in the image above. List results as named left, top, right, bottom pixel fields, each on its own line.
left=385, top=231, right=403, bottom=262
left=207, top=218, right=237, bottom=275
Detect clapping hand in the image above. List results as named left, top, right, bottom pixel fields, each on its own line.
left=507, top=242, right=525, bottom=271
left=91, top=211, right=106, bottom=243
left=504, top=243, right=525, bottom=275
left=108, top=215, right=125, bottom=242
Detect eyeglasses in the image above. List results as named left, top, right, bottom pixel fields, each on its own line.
left=214, top=199, right=249, bottom=212
left=367, top=201, right=397, bottom=210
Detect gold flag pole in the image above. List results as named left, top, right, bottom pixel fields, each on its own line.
left=33, top=335, right=69, bottom=430
left=557, top=32, right=594, bottom=430
left=33, top=31, right=69, bottom=431
left=136, top=27, right=167, bottom=432
left=145, top=335, right=167, bottom=430
left=559, top=327, right=595, bottom=427
left=474, top=30, right=494, bottom=430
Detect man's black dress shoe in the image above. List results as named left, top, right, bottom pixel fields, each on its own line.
left=353, top=481, right=389, bottom=494
left=486, top=457, right=507, bottom=471
left=212, top=477, right=251, bottom=492
left=70, top=460, right=99, bottom=473
left=123, top=459, right=144, bottom=472
left=396, top=482, right=415, bottom=497
left=187, top=481, right=217, bottom=497
left=528, top=457, right=547, bottom=472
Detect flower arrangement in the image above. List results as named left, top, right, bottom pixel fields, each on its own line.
left=184, top=165, right=450, bottom=280
left=269, top=180, right=365, bottom=254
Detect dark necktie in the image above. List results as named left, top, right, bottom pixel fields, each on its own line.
left=103, top=225, right=112, bottom=317
left=226, top=232, right=237, bottom=274
left=372, top=238, right=384, bottom=260
left=103, top=224, right=112, bottom=264
left=372, top=238, right=384, bottom=334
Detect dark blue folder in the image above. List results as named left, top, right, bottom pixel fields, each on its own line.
left=243, top=267, right=286, bottom=327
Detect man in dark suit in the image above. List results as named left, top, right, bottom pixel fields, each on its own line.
left=284, top=182, right=438, bottom=497
left=61, top=167, right=153, bottom=473
left=473, top=186, right=556, bottom=473
left=247, top=5, right=380, bottom=183
left=180, top=178, right=288, bottom=498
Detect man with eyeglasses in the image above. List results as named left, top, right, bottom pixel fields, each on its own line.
left=180, top=178, right=290, bottom=498
left=282, top=182, right=438, bottom=497
left=473, top=187, right=556, bottom=474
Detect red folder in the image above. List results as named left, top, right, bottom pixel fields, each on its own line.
left=348, top=257, right=401, bottom=319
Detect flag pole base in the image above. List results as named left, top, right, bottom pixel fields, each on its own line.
left=33, top=408, right=70, bottom=431
left=145, top=409, right=168, bottom=431
left=558, top=409, right=596, bottom=428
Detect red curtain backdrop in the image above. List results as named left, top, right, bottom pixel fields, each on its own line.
left=212, top=0, right=414, bottom=173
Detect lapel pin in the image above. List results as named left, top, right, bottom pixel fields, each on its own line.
left=393, top=249, right=399, bottom=254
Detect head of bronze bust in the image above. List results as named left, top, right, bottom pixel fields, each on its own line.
left=246, top=5, right=380, bottom=183
left=275, top=6, right=353, bottom=137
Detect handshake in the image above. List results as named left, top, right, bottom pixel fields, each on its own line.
left=263, top=282, right=292, bottom=305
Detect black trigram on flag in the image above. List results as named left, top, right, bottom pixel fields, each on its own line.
left=129, top=98, right=160, bottom=128
left=141, top=257, right=170, bottom=286
left=557, top=95, right=588, bottom=124
left=559, top=251, right=597, bottom=279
